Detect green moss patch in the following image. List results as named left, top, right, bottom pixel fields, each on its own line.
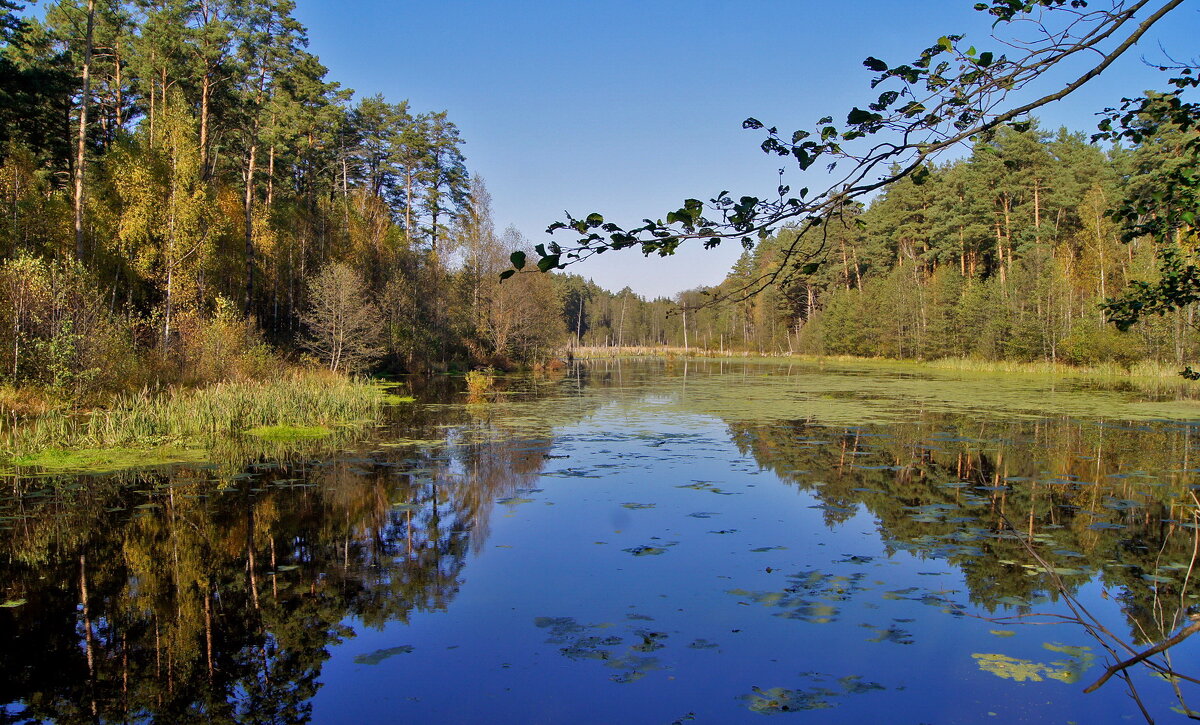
left=9, top=446, right=208, bottom=472
left=243, top=424, right=333, bottom=441
left=381, top=394, right=416, bottom=404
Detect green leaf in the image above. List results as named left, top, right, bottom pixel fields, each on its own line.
left=978, top=51, right=994, bottom=67
left=863, top=56, right=888, bottom=72
left=509, top=251, right=526, bottom=270
left=499, top=269, right=516, bottom=281
left=846, top=107, right=879, bottom=125
left=537, top=254, right=561, bottom=272
left=800, top=262, right=820, bottom=275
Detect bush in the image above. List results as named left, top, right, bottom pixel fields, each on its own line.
left=171, top=298, right=278, bottom=385
left=0, top=255, right=131, bottom=395
left=464, top=368, right=496, bottom=395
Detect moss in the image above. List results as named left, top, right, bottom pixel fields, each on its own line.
left=243, top=424, right=333, bottom=441
left=9, top=446, right=208, bottom=472
left=381, top=394, right=416, bottom=404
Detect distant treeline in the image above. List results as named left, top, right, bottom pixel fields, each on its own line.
left=590, top=120, right=1200, bottom=365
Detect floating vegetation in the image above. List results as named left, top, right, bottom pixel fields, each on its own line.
left=730, top=570, right=868, bottom=624
left=861, top=622, right=915, bottom=645
left=676, top=481, right=739, bottom=495
left=741, top=673, right=885, bottom=714
left=534, top=616, right=669, bottom=684
left=972, top=644, right=1095, bottom=684
left=9, top=446, right=208, bottom=472
left=624, top=544, right=671, bottom=556
left=244, top=424, right=333, bottom=440
left=354, top=645, right=415, bottom=665
left=743, top=686, right=836, bottom=714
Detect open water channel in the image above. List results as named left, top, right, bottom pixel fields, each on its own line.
left=4, top=359, right=1200, bottom=723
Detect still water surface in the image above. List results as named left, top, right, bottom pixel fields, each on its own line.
left=4, top=359, right=1200, bottom=723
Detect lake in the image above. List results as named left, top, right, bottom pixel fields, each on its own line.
left=4, top=359, right=1200, bottom=723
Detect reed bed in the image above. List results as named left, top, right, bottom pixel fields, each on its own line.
left=1, top=370, right=384, bottom=461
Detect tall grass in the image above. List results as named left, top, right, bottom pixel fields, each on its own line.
left=921, top=357, right=1200, bottom=381
left=1, top=369, right=383, bottom=459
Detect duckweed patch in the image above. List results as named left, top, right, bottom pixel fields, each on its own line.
left=244, top=424, right=333, bottom=440
left=972, top=644, right=1095, bottom=684
left=741, top=674, right=885, bottom=715
left=354, top=645, right=414, bottom=665
left=9, top=446, right=208, bottom=472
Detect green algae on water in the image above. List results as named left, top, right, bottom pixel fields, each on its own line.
left=243, top=424, right=333, bottom=440
left=353, top=645, right=414, bottom=665
left=9, top=446, right=208, bottom=472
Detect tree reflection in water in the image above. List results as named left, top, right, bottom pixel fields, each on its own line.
left=4, top=362, right=1200, bottom=721
left=0, top=385, right=566, bottom=723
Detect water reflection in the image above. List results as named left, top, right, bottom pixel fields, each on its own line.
left=0, top=385, right=578, bottom=723
left=3, top=360, right=1200, bottom=722
left=730, top=417, right=1200, bottom=643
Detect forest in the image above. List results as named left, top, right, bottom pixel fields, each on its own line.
left=661, top=118, right=1199, bottom=364
left=1, top=0, right=1199, bottom=410
left=560, top=115, right=1200, bottom=369
left=0, top=0, right=567, bottom=405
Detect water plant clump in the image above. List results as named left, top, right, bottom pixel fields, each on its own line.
left=465, top=368, right=497, bottom=395
left=0, top=370, right=385, bottom=469
left=243, top=424, right=334, bottom=440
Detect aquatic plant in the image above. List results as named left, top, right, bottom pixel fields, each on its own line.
left=464, top=368, right=497, bottom=395
left=0, top=369, right=385, bottom=467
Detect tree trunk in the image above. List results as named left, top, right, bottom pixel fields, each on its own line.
left=73, top=0, right=96, bottom=262
left=200, top=73, right=210, bottom=178
left=114, top=46, right=123, bottom=130
left=267, top=143, right=275, bottom=209
left=244, top=143, right=257, bottom=315
left=405, top=168, right=414, bottom=240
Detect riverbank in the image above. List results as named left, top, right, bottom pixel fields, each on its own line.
left=1, top=370, right=395, bottom=471
left=567, top=346, right=1200, bottom=383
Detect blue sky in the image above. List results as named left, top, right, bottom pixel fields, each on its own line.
left=161, top=3, right=1200, bottom=296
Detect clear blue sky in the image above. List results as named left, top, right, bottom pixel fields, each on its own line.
left=264, top=2, right=1199, bottom=297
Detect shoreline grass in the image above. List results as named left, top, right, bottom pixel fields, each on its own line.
left=1, top=369, right=387, bottom=471
left=566, top=346, right=1200, bottom=383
